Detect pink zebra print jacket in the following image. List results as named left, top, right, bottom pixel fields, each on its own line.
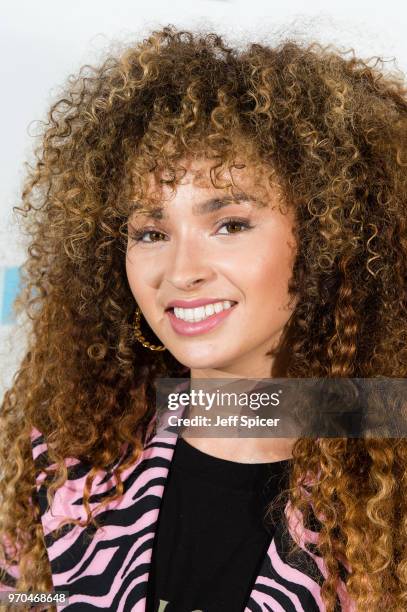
left=0, top=387, right=356, bottom=612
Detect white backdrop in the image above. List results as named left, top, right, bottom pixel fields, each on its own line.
left=1, top=0, right=406, bottom=397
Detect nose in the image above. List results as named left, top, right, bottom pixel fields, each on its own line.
left=165, top=235, right=215, bottom=291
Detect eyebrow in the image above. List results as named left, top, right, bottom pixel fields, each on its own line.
left=129, top=192, right=263, bottom=220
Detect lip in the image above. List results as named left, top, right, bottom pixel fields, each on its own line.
left=166, top=303, right=238, bottom=336
left=165, top=298, right=237, bottom=310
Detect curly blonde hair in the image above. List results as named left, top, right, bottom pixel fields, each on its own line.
left=1, top=25, right=407, bottom=611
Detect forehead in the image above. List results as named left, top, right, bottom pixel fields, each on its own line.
left=129, top=157, right=284, bottom=218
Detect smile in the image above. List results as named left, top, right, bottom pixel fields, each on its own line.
left=173, top=300, right=235, bottom=322
left=166, top=301, right=238, bottom=336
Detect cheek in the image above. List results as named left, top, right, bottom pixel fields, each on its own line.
left=126, top=257, right=159, bottom=323
left=125, top=255, right=145, bottom=301
left=125, top=256, right=136, bottom=293
left=250, top=245, right=295, bottom=311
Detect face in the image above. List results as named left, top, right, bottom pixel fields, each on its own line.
left=125, top=158, right=298, bottom=378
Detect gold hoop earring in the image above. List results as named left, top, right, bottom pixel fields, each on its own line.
left=133, top=306, right=166, bottom=351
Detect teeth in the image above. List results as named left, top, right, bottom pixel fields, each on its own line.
left=173, top=300, right=235, bottom=322
left=205, top=304, right=215, bottom=316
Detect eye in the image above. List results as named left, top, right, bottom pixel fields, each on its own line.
left=127, top=216, right=254, bottom=245
left=216, top=217, right=254, bottom=235
left=128, top=228, right=167, bottom=243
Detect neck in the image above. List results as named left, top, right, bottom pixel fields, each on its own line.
left=181, top=370, right=296, bottom=464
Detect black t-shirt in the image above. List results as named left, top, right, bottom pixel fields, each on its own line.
left=146, top=436, right=292, bottom=612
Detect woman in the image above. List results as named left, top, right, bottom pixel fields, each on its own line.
left=0, top=25, right=406, bottom=611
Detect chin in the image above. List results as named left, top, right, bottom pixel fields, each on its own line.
left=173, top=352, right=238, bottom=373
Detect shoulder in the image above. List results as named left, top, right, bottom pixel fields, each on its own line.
left=28, top=414, right=166, bottom=524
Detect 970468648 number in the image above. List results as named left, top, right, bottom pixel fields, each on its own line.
left=0, top=591, right=69, bottom=607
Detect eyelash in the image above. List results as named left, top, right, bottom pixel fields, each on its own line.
left=127, top=217, right=254, bottom=244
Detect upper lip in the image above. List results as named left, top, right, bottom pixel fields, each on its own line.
left=165, top=298, right=237, bottom=310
